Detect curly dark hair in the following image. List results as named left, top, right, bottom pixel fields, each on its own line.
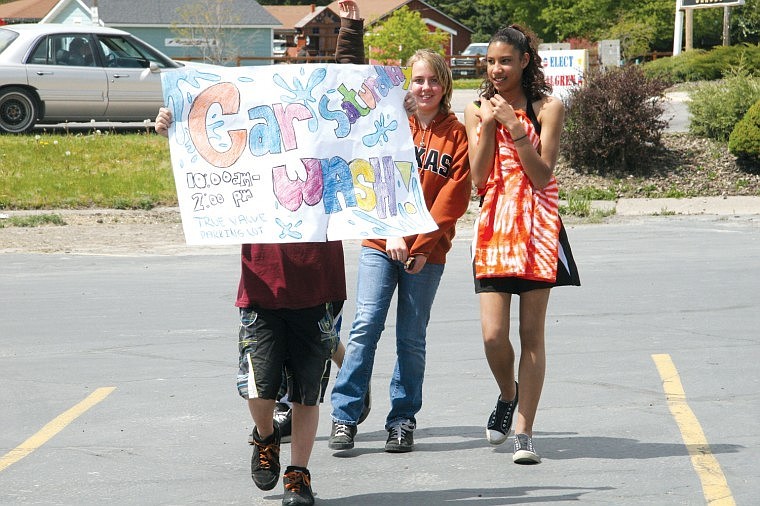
left=478, top=24, right=551, bottom=102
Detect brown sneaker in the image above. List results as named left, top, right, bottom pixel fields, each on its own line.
left=282, top=466, right=314, bottom=505
left=249, top=425, right=281, bottom=491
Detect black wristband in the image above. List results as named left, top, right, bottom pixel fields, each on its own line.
left=512, top=133, right=528, bottom=143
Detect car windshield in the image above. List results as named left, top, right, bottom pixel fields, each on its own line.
left=0, top=28, right=19, bottom=54
left=463, top=45, right=487, bottom=56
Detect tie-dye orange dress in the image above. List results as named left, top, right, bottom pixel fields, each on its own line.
left=473, top=108, right=580, bottom=291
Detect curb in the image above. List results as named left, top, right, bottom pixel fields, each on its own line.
left=3, top=198, right=760, bottom=222
left=590, top=196, right=760, bottom=216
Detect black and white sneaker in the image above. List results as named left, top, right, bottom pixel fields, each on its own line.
left=273, top=402, right=292, bottom=443
left=513, top=433, right=541, bottom=464
left=328, top=422, right=357, bottom=450
left=486, top=383, right=518, bottom=445
left=384, top=419, right=415, bottom=453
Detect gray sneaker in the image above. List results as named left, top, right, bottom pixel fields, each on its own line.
left=328, top=422, right=357, bottom=450
left=513, top=433, right=541, bottom=464
left=384, top=419, right=415, bottom=453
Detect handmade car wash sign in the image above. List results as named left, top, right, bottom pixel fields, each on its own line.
left=160, top=64, right=437, bottom=245
left=538, top=49, right=587, bottom=98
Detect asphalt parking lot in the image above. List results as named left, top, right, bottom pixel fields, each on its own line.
left=1, top=214, right=758, bottom=505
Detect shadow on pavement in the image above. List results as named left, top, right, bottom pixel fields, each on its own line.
left=319, top=426, right=745, bottom=460
left=314, top=485, right=615, bottom=505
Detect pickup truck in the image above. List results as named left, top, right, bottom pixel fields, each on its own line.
left=450, top=43, right=488, bottom=78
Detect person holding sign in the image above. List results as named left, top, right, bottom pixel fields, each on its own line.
left=155, top=114, right=346, bottom=506
left=328, top=0, right=472, bottom=454
left=464, top=25, right=580, bottom=465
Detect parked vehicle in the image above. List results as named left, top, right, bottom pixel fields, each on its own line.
left=0, top=23, right=208, bottom=134
left=450, top=42, right=488, bottom=78
left=273, top=38, right=287, bottom=57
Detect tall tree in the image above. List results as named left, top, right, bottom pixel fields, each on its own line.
left=607, top=0, right=674, bottom=56
left=365, top=7, right=449, bottom=64
left=540, top=0, right=626, bottom=42
left=172, top=0, right=246, bottom=65
left=733, top=0, right=760, bottom=44
left=431, top=0, right=526, bottom=43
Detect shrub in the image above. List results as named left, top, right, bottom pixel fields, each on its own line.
left=562, top=65, right=670, bottom=174
left=643, top=50, right=710, bottom=83
left=728, top=99, right=760, bottom=167
left=642, top=44, right=760, bottom=83
left=689, top=67, right=760, bottom=142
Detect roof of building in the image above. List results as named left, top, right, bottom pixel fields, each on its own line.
left=41, top=0, right=280, bottom=26
left=263, top=4, right=334, bottom=30
left=0, top=0, right=59, bottom=20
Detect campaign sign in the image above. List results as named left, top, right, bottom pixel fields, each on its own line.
left=160, top=64, right=438, bottom=245
left=538, top=49, right=588, bottom=98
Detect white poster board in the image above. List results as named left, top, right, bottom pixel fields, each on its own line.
left=538, top=49, right=588, bottom=98
left=160, top=63, right=438, bottom=245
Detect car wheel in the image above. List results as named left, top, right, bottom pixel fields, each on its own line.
left=0, top=87, right=39, bottom=134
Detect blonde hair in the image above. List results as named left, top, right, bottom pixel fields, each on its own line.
left=406, top=49, right=453, bottom=114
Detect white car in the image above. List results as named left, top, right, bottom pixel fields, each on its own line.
left=0, top=23, right=205, bottom=133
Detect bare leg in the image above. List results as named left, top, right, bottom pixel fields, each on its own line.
left=479, top=292, right=517, bottom=401
left=248, top=398, right=276, bottom=438
left=290, top=403, right=319, bottom=468
left=514, top=288, right=550, bottom=436
left=332, top=341, right=345, bottom=368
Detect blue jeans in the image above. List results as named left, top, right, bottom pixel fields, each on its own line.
left=331, top=246, right=444, bottom=429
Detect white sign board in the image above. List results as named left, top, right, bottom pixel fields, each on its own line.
left=165, top=38, right=218, bottom=47
left=681, top=0, right=744, bottom=8
left=538, top=49, right=588, bottom=98
left=160, top=64, right=438, bottom=245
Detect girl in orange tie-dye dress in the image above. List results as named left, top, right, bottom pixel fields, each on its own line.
left=464, top=24, right=580, bottom=465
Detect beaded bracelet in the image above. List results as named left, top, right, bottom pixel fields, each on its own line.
left=512, top=133, right=528, bottom=143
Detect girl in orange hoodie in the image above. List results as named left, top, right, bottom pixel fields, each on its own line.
left=328, top=0, right=471, bottom=453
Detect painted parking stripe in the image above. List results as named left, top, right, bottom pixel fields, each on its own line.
left=0, top=387, right=116, bottom=472
left=652, top=354, right=735, bottom=505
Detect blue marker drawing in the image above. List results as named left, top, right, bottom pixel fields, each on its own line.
left=362, top=113, right=398, bottom=147
left=272, top=66, right=327, bottom=132
left=161, top=67, right=221, bottom=153
left=276, top=217, right=304, bottom=240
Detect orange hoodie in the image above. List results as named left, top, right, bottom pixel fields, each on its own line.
left=362, top=110, right=471, bottom=264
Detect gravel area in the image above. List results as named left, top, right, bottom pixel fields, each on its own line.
left=556, top=133, right=760, bottom=199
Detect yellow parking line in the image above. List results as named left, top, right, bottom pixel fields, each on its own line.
left=0, top=387, right=116, bottom=473
left=652, top=354, right=735, bottom=505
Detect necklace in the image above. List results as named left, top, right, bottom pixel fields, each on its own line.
left=417, top=118, right=435, bottom=148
